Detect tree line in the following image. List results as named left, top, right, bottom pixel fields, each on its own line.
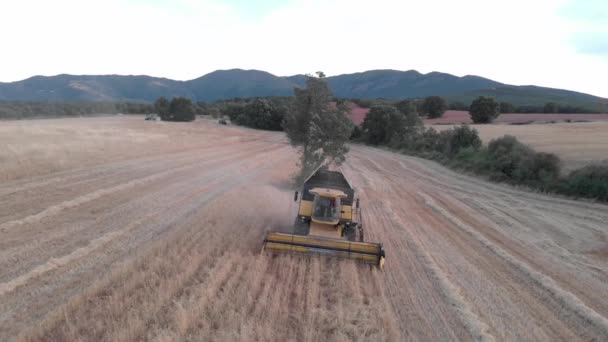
left=349, top=97, right=602, bottom=115
left=3, top=94, right=599, bottom=122
left=355, top=103, right=607, bottom=202
left=0, top=101, right=153, bottom=119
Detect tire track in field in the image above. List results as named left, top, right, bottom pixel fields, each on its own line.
left=418, top=191, right=608, bottom=340
left=1, top=148, right=291, bottom=338
left=0, top=169, right=232, bottom=297
left=371, top=147, right=608, bottom=320
left=343, top=156, right=473, bottom=341
left=0, top=141, right=217, bottom=199
left=8, top=144, right=287, bottom=282
left=350, top=145, right=608, bottom=340
left=0, top=144, right=286, bottom=284
left=0, top=141, right=272, bottom=232
left=0, top=142, right=280, bottom=260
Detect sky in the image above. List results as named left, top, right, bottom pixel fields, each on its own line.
left=1, top=0, right=607, bottom=97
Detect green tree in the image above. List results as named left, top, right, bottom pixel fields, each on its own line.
left=239, top=98, right=284, bottom=130
left=154, top=96, right=170, bottom=120
left=361, top=105, right=406, bottom=145
left=283, top=73, right=353, bottom=182
left=500, top=102, right=515, bottom=113
left=543, top=102, right=559, bottom=113
left=167, top=97, right=195, bottom=122
left=221, top=102, right=246, bottom=121
left=395, top=99, right=417, bottom=116
left=469, top=96, right=500, bottom=123
left=420, top=96, right=447, bottom=119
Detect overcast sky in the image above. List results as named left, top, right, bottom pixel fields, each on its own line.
left=1, top=0, right=607, bottom=97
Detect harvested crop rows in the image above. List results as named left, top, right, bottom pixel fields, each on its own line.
left=1, top=117, right=607, bottom=341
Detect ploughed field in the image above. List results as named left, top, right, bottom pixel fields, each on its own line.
left=1, top=116, right=607, bottom=341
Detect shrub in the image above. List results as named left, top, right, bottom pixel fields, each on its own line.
left=451, top=147, right=493, bottom=173
left=421, top=125, right=481, bottom=158
left=411, top=127, right=441, bottom=152
left=558, top=164, right=608, bottom=201
left=486, top=135, right=560, bottom=184
left=523, top=152, right=561, bottom=185
left=445, top=125, right=482, bottom=157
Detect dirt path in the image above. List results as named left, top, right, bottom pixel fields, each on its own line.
left=1, top=117, right=607, bottom=341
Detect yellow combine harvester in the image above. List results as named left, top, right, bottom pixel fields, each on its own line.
left=263, top=167, right=386, bottom=268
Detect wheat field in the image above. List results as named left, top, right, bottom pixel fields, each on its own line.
left=433, top=121, right=608, bottom=171
left=1, top=116, right=607, bottom=341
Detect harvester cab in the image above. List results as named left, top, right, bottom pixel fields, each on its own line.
left=263, top=167, right=385, bottom=268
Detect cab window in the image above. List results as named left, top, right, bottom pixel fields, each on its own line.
left=313, top=196, right=340, bottom=221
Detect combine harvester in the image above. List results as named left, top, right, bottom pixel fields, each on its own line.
left=263, top=167, right=386, bottom=268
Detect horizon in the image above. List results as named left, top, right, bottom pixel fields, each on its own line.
left=1, top=0, right=607, bottom=97
left=4, top=68, right=605, bottom=99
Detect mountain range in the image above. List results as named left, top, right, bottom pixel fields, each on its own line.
left=0, top=69, right=605, bottom=110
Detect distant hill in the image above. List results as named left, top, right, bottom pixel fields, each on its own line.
left=327, top=70, right=502, bottom=98
left=0, top=74, right=191, bottom=102
left=189, top=69, right=294, bottom=100
left=0, top=69, right=605, bottom=111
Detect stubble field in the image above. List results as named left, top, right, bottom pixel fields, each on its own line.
left=432, top=120, right=608, bottom=171
left=1, top=116, right=607, bottom=341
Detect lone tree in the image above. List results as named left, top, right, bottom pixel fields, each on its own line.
left=168, top=97, right=195, bottom=121
left=154, top=96, right=169, bottom=119
left=469, top=96, right=500, bottom=123
left=361, top=105, right=407, bottom=145
left=283, top=72, right=353, bottom=184
left=362, top=104, right=421, bottom=149
left=155, top=96, right=195, bottom=121
left=238, top=98, right=284, bottom=131
left=420, top=96, right=447, bottom=119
